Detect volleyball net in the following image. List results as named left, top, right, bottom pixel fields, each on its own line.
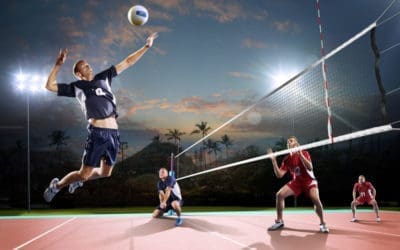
left=173, top=1, right=400, bottom=181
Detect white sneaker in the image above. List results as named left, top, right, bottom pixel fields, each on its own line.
left=376, top=217, right=380, bottom=222
left=350, top=218, right=358, bottom=222
left=320, top=223, right=329, bottom=233
left=69, top=181, right=83, bottom=194
left=43, top=178, right=60, bottom=202
left=268, top=220, right=284, bottom=231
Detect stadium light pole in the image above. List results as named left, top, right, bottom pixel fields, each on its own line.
left=16, top=73, right=46, bottom=212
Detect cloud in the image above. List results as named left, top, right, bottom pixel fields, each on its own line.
left=228, top=71, right=256, bottom=80
left=148, top=0, right=189, bottom=14
left=193, top=0, right=243, bottom=23
left=273, top=20, right=301, bottom=33
left=242, top=38, right=268, bottom=49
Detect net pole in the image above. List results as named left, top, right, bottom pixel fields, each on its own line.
left=316, top=0, right=334, bottom=143
left=175, top=21, right=377, bottom=159
left=176, top=124, right=393, bottom=181
left=169, top=152, right=175, bottom=177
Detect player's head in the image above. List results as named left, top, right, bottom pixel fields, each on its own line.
left=159, top=167, right=168, bottom=180
left=287, top=136, right=299, bottom=149
left=358, top=175, right=366, bottom=183
left=73, top=59, right=94, bottom=81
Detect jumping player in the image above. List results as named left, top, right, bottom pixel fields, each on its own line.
left=43, top=32, right=158, bottom=202
left=267, top=136, right=329, bottom=233
left=152, top=168, right=183, bottom=226
left=350, top=175, right=380, bottom=222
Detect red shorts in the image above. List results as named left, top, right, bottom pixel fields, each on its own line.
left=286, top=179, right=318, bottom=197
left=356, top=196, right=373, bottom=205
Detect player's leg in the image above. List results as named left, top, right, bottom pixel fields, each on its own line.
left=171, top=200, right=183, bottom=226
left=57, top=165, right=93, bottom=189
left=268, top=184, right=295, bottom=231
left=171, top=200, right=182, bottom=217
left=86, top=159, right=113, bottom=180
left=152, top=208, right=164, bottom=218
left=369, top=199, right=380, bottom=221
left=351, top=198, right=362, bottom=222
left=43, top=164, right=93, bottom=202
left=309, top=187, right=329, bottom=233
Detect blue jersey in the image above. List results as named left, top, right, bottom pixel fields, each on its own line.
left=57, top=66, right=118, bottom=120
left=157, top=176, right=182, bottom=200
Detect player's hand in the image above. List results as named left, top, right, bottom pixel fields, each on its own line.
left=160, top=202, right=166, bottom=209
left=56, top=49, right=68, bottom=66
left=145, top=32, right=158, bottom=48
left=267, top=148, right=276, bottom=161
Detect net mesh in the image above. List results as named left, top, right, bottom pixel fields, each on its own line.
left=175, top=22, right=399, bottom=179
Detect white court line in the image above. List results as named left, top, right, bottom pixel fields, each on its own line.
left=185, top=220, right=256, bottom=250
left=289, top=218, right=400, bottom=238
left=13, top=217, right=77, bottom=250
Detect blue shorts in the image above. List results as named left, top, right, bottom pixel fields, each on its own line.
left=82, top=125, right=120, bottom=167
left=157, top=195, right=183, bottom=213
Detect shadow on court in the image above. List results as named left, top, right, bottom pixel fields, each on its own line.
left=267, top=227, right=329, bottom=250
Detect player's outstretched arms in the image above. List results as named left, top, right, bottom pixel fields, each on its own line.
left=115, top=32, right=158, bottom=75
left=46, top=49, right=68, bottom=93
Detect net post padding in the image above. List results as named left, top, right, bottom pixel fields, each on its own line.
left=176, top=124, right=393, bottom=181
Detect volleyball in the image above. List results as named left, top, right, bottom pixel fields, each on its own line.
left=127, top=5, right=149, bottom=26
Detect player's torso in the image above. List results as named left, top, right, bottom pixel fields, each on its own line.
left=284, top=153, right=315, bottom=181
left=74, top=78, right=117, bottom=120
left=356, top=182, right=373, bottom=197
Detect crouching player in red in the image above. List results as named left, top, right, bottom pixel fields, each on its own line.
left=152, top=168, right=183, bottom=226
left=267, top=136, right=329, bottom=233
left=351, top=175, right=380, bottom=222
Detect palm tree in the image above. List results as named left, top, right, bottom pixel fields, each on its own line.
left=191, top=121, right=211, bottom=167
left=206, top=139, right=221, bottom=164
left=48, top=130, right=70, bottom=165
left=165, top=129, right=186, bottom=147
left=165, top=129, right=186, bottom=176
left=220, top=134, right=233, bottom=159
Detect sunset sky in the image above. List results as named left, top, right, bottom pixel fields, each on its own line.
left=1, top=0, right=399, bottom=156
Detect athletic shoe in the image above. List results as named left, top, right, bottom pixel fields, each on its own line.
left=175, top=217, right=183, bottom=226
left=350, top=218, right=358, bottom=222
left=68, top=181, right=83, bottom=194
left=43, top=178, right=60, bottom=202
left=268, top=220, right=284, bottom=231
left=320, top=223, right=329, bottom=233
left=376, top=217, right=381, bottom=222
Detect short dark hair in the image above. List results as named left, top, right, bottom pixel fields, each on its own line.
left=72, top=60, right=84, bottom=78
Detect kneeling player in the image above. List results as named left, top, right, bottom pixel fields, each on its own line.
left=152, top=168, right=183, bottom=226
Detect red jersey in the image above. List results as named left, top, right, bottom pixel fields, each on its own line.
left=354, top=182, right=374, bottom=199
left=280, top=150, right=316, bottom=182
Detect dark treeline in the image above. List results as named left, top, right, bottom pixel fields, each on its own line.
left=0, top=132, right=399, bottom=209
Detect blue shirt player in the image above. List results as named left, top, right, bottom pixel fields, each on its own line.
left=153, top=168, right=183, bottom=226
left=43, top=33, right=158, bottom=202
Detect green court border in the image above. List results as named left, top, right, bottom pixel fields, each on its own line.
left=1, top=207, right=398, bottom=220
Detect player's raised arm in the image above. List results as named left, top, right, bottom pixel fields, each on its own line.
left=46, top=49, right=68, bottom=93
left=115, top=32, right=158, bottom=75
left=267, top=148, right=287, bottom=178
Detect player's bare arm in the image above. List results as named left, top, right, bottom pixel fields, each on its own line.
left=267, top=148, right=286, bottom=178
left=115, top=32, right=158, bottom=74
left=298, top=150, right=313, bottom=171
left=371, top=186, right=377, bottom=199
left=352, top=187, right=357, bottom=201
left=46, top=49, right=68, bottom=93
left=160, top=186, right=172, bottom=208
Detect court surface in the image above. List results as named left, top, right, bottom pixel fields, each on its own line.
left=1, top=210, right=399, bottom=250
